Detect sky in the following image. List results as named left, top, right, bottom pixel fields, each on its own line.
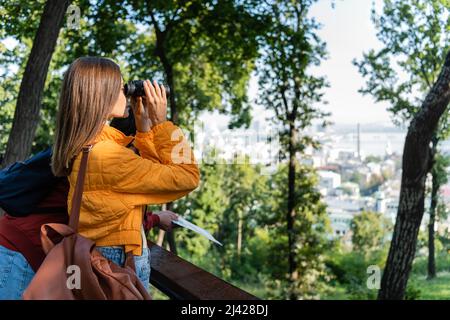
left=308, top=0, right=392, bottom=125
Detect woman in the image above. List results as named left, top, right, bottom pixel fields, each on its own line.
left=0, top=56, right=199, bottom=299
left=52, top=56, right=199, bottom=292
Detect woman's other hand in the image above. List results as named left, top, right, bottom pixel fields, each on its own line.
left=156, top=210, right=179, bottom=232
left=143, top=79, right=167, bottom=127
left=130, top=96, right=151, bottom=133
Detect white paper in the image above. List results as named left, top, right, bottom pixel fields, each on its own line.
left=172, top=217, right=223, bottom=246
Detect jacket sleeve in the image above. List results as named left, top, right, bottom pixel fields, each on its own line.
left=131, top=127, right=161, bottom=163
left=132, top=121, right=193, bottom=165
left=107, top=121, right=200, bottom=205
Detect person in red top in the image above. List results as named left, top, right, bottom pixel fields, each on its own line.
left=0, top=178, right=69, bottom=270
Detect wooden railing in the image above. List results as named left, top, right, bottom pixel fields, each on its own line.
left=148, top=241, right=259, bottom=300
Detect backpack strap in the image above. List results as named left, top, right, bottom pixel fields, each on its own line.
left=68, top=145, right=93, bottom=231
left=66, top=144, right=138, bottom=272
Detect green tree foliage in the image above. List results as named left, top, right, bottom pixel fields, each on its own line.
left=263, top=164, right=332, bottom=299
left=166, top=155, right=333, bottom=299
left=0, top=0, right=270, bottom=158
left=354, top=0, right=450, bottom=125
left=171, top=155, right=270, bottom=281
left=354, top=0, right=450, bottom=299
left=257, top=0, right=331, bottom=299
left=326, top=250, right=387, bottom=300
left=0, top=0, right=40, bottom=156
left=350, top=211, right=391, bottom=254
left=431, top=153, right=450, bottom=190
left=125, top=0, right=269, bottom=128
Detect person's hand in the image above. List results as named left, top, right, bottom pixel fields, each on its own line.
left=143, top=79, right=167, bottom=128
left=130, top=96, right=151, bottom=133
left=156, top=210, right=179, bottom=232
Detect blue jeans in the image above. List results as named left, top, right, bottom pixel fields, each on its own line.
left=0, top=245, right=35, bottom=300
left=95, top=246, right=151, bottom=292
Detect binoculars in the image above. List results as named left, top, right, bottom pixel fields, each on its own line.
left=124, top=80, right=169, bottom=98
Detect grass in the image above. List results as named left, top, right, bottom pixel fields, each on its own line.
left=410, top=272, right=450, bottom=300
left=318, top=272, right=450, bottom=300
left=150, top=285, right=170, bottom=300
left=320, top=285, right=350, bottom=300
left=235, top=282, right=273, bottom=299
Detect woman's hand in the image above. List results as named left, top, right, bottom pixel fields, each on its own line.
left=156, top=210, right=179, bottom=232
left=130, top=80, right=167, bottom=132
left=143, top=79, right=167, bottom=128
left=130, top=96, right=151, bottom=133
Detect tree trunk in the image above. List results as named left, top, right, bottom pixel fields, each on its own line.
left=155, top=204, right=178, bottom=254
left=1, top=0, right=71, bottom=168
left=152, top=19, right=179, bottom=254
left=287, top=121, right=298, bottom=300
left=157, top=229, right=165, bottom=246
left=162, top=60, right=178, bottom=124
left=152, top=26, right=178, bottom=125
left=427, top=190, right=436, bottom=280
left=427, top=137, right=439, bottom=280
left=378, top=50, right=450, bottom=300
left=237, top=211, right=243, bottom=259
left=166, top=230, right=177, bottom=254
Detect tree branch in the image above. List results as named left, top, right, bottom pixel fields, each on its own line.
left=413, top=50, right=450, bottom=141
left=146, top=0, right=161, bottom=34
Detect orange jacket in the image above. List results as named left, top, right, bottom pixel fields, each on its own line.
left=67, top=121, right=200, bottom=255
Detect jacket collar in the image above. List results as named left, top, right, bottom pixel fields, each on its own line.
left=92, top=123, right=134, bottom=146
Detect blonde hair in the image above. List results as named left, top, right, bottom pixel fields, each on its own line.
left=51, top=57, right=122, bottom=176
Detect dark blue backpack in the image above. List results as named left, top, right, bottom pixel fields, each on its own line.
left=0, top=147, right=61, bottom=217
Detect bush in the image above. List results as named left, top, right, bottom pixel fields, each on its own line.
left=405, top=279, right=422, bottom=300
left=325, top=250, right=387, bottom=300
left=411, top=252, right=450, bottom=275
